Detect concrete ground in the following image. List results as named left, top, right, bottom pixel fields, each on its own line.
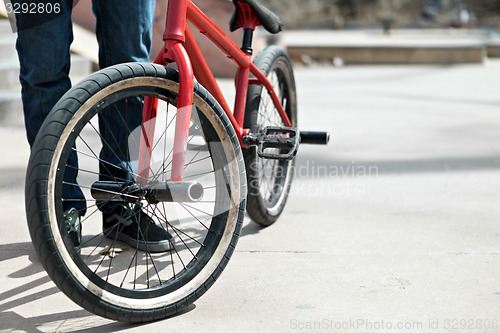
left=1, top=60, right=500, bottom=332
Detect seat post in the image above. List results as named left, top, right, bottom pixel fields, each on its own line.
left=234, top=26, right=254, bottom=128
left=241, top=28, right=254, bottom=55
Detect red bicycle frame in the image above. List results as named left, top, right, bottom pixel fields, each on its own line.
left=138, top=0, right=291, bottom=183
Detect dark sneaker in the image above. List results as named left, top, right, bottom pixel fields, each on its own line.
left=64, top=208, right=82, bottom=253
left=103, top=205, right=172, bottom=253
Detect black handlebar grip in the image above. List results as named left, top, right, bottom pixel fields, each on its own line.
left=300, top=131, right=330, bottom=145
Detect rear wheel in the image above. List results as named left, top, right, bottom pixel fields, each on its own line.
left=243, top=46, right=297, bottom=226
left=25, top=63, right=246, bottom=322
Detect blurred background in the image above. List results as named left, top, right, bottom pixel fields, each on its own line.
left=2, top=0, right=498, bottom=83
left=259, top=0, right=500, bottom=30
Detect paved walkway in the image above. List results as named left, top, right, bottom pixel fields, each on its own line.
left=1, top=61, right=500, bottom=332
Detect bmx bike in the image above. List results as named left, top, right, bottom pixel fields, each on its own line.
left=25, top=0, right=329, bottom=322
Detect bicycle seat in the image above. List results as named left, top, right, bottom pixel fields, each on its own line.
left=229, top=0, right=283, bottom=34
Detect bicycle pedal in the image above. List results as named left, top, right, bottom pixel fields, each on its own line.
left=243, top=126, right=299, bottom=160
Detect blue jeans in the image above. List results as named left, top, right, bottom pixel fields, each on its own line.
left=15, top=0, right=156, bottom=215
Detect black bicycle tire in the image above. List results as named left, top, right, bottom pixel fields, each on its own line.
left=25, top=62, right=246, bottom=322
left=243, top=46, right=297, bottom=226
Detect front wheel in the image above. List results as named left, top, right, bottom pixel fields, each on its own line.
left=25, top=63, right=246, bottom=322
left=243, top=46, right=298, bottom=226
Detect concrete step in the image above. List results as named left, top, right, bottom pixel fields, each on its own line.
left=488, top=41, right=500, bottom=57
left=0, top=54, right=93, bottom=126
left=283, top=29, right=498, bottom=65
left=0, top=18, right=94, bottom=126
left=0, top=60, right=19, bottom=90
left=0, top=17, right=93, bottom=84
left=288, top=44, right=486, bottom=65
left=0, top=91, right=22, bottom=126
left=0, top=54, right=92, bottom=90
left=0, top=19, right=14, bottom=34
left=0, top=34, right=17, bottom=63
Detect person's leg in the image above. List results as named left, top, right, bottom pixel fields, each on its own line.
left=15, top=0, right=86, bottom=214
left=92, top=0, right=156, bottom=212
left=92, top=0, right=171, bottom=252
left=93, top=0, right=155, bottom=68
left=15, top=0, right=73, bottom=146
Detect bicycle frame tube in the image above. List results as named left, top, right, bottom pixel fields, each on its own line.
left=186, top=2, right=291, bottom=128
left=140, top=0, right=194, bottom=183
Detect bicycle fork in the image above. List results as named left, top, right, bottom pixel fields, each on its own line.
left=138, top=0, right=194, bottom=186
